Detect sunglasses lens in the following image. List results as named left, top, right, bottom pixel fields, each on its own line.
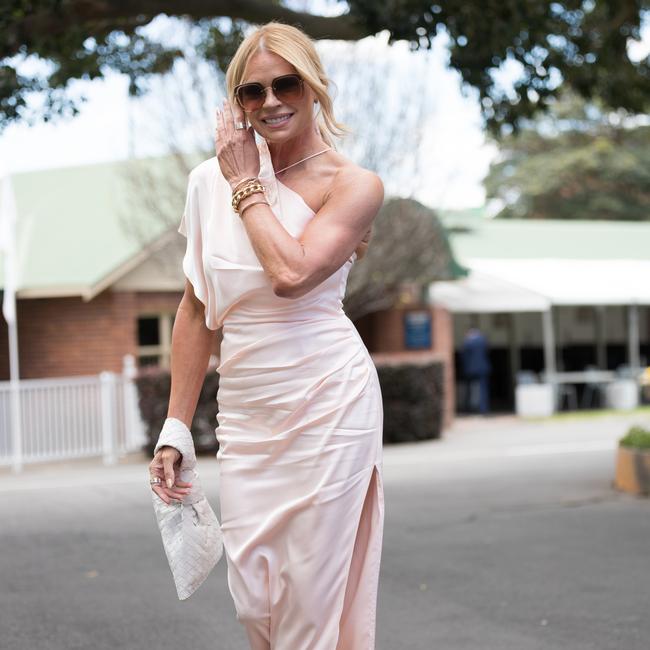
left=273, top=75, right=303, bottom=101
left=237, top=84, right=264, bottom=111
left=236, top=75, right=304, bottom=111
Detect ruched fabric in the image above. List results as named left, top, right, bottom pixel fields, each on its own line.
left=178, top=137, right=384, bottom=649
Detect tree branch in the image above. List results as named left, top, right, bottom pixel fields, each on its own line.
left=11, top=0, right=366, bottom=55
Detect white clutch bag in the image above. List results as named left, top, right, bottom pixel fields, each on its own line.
left=151, top=417, right=224, bottom=600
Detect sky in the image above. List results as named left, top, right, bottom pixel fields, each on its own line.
left=1, top=4, right=648, bottom=210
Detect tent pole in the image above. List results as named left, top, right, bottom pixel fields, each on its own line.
left=627, top=304, right=640, bottom=371
left=542, top=308, right=557, bottom=410
left=508, top=312, right=519, bottom=395
left=542, top=308, right=556, bottom=375
left=542, top=306, right=556, bottom=374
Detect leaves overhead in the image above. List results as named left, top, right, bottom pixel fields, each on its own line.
left=347, top=0, right=649, bottom=134
left=1, top=0, right=648, bottom=134
left=485, top=90, right=650, bottom=220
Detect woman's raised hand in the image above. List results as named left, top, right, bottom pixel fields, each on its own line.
left=215, top=98, right=261, bottom=191
left=148, top=445, right=192, bottom=505
left=355, top=227, right=372, bottom=261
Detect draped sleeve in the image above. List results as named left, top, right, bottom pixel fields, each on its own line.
left=177, top=166, right=220, bottom=331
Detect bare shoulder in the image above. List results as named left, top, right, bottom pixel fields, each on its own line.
left=326, top=160, right=384, bottom=210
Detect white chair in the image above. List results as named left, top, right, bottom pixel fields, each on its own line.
left=581, top=365, right=603, bottom=409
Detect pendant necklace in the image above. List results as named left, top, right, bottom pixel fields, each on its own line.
left=274, top=147, right=332, bottom=176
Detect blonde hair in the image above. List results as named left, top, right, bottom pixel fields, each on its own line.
left=225, top=21, right=349, bottom=148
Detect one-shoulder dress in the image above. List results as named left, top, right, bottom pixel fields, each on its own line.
left=177, top=137, right=384, bottom=649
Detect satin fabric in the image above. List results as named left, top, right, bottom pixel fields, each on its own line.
left=178, top=137, right=384, bottom=649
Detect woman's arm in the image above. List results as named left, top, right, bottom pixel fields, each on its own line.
left=166, top=279, right=218, bottom=427
left=236, top=167, right=384, bottom=299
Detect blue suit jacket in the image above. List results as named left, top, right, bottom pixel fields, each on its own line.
left=461, top=332, right=491, bottom=378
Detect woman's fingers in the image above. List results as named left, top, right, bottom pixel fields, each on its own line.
left=152, top=485, right=172, bottom=505
left=159, top=447, right=180, bottom=489
left=222, top=98, right=235, bottom=137
left=151, top=485, right=192, bottom=505
left=162, top=454, right=175, bottom=489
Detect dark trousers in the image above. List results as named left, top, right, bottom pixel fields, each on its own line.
left=466, top=375, right=490, bottom=414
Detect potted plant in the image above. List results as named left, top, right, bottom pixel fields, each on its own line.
left=614, top=426, right=650, bottom=497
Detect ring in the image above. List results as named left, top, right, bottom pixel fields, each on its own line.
left=235, top=121, right=246, bottom=130
left=150, top=476, right=162, bottom=485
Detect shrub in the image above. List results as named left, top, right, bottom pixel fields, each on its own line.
left=375, top=358, right=444, bottom=443
left=135, top=366, right=220, bottom=455
left=619, top=426, right=650, bottom=450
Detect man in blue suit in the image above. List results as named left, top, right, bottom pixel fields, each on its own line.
left=461, top=326, right=492, bottom=414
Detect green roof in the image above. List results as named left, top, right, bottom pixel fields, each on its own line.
left=0, top=151, right=207, bottom=296
left=445, top=216, right=650, bottom=262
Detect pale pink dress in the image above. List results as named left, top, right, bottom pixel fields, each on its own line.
left=178, top=137, right=384, bottom=649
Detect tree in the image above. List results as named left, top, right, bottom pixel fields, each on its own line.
left=485, top=89, right=650, bottom=220
left=343, top=197, right=467, bottom=320
left=2, top=1, right=648, bottom=135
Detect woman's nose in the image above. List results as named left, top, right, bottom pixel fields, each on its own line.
left=262, top=88, right=282, bottom=108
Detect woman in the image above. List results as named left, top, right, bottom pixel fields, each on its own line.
left=149, top=21, right=385, bottom=649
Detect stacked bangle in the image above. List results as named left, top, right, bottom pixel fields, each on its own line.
left=239, top=199, right=270, bottom=218
left=232, top=177, right=257, bottom=194
left=231, top=178, right=266, bottom=213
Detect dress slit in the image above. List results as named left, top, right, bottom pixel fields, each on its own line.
left=336, top=463, right=385, bottom=650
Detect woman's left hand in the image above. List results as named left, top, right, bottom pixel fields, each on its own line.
left=215, top=98, right=261, bottom=191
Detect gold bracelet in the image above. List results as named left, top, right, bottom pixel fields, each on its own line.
left=232, top=177, right=258, bottom=194
left=231, top=181, right=265, bottom=209
left=232, top=178, right=263, bottom=199
left=232, top=184, right=266, bottom=212
left=239, top=199, right=270, bottom=218
left=233, top=188, right=265, bottom=212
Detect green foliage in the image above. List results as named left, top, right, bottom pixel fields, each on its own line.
left=344, top=197, right=468, bottom=321
left=1, top=1, right=648, bottom=134
left=619, top=425, right=650, bottom=450
left=347, top=0, right=649, bottom=135
left=485, top=90, right=650, bottom=220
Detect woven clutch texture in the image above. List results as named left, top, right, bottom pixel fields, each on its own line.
left=151, top=417, right=224, bottom=600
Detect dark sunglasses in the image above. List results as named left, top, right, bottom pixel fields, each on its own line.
left=234, top=74, right=305, bottom=112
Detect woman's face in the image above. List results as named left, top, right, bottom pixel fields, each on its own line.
left=238, top=50, right=316, bottom=143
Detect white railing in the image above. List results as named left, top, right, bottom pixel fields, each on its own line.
left=0, top=355, right=147, bottom=473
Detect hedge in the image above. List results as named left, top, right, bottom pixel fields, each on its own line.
left=375, top=357, right=444, bottom=443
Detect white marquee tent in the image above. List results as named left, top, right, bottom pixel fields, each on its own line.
left=431, top=258, right=649, bottom=376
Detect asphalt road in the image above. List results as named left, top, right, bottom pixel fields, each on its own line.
left=1, top=412, right=649, bottom=650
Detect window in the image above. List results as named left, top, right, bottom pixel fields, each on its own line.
left=137, top=312, right=175, bottom=369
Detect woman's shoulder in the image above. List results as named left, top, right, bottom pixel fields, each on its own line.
left=327, top=156, right=384, bottom=204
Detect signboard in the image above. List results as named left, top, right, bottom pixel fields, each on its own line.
left=403, top=310, right=432, bottom=349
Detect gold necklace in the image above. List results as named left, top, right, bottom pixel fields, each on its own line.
left=274, top=147, right=332, bottom=175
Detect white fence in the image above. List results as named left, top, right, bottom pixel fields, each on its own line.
left=0, top=355, right=147, bottom=473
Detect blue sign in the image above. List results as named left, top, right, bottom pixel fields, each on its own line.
left=404, top=310, right=432, bottom=349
